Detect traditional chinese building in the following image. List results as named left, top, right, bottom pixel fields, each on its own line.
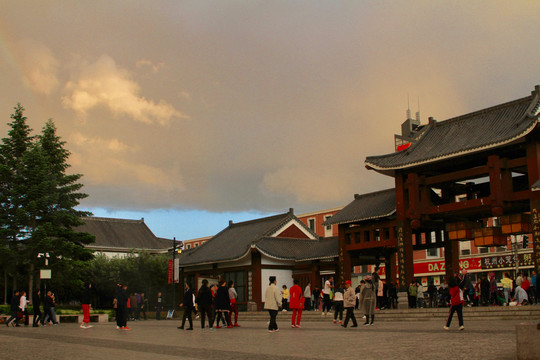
left=177, top=209, right=338, bottom=310
left=363, top=85, right=540, bottom=290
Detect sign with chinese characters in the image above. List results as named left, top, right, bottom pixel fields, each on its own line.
left=396, top=224, right=406, bottom=289
left=532, top=207, right=540, bottom=272
left=481, top=253, right=534, bottom=270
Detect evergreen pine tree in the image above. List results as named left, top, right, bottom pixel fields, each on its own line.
left=0, top=104, right=34, bottom=299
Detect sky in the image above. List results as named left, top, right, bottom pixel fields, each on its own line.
left=1, top=1, right=540, bottom=241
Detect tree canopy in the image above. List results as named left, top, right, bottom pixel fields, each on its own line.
left=0, top=104, right=94, bottom=302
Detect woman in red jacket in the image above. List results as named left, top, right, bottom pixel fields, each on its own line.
left=289, top=279, right=304, bottom=328
left=444, top=275, right=464, bottom=331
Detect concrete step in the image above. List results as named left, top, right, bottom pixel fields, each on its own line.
left=237, top=306, right=540, bottom=322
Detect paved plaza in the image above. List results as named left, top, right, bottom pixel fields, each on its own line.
left=0, top=316, right=529, bottom=360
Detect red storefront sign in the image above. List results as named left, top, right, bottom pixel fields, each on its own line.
left=378, top=257, right=484, bottom=276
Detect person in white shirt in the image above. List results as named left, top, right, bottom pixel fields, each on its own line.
left=322, top=277, right=334, bottom=315
left=303, top=283, right=312, bottom=311
left=264, top=276, right=282, bottom=332
left=19, top=291, right=30, bottom=326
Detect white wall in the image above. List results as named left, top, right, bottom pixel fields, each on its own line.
left=260, top=268, right=293, bottom=302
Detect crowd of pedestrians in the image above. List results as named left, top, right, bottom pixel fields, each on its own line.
left=5, top=289, right=58, bottom=327
left=5, top=269, right=538, bottom=333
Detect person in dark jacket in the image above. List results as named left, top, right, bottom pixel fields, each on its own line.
left=5, top=290, right=20, bottom=327
left=178, top=283, right=194, bottom=330
left=116, top=283, right=130, bottom=330
left=81, top=283, right=93, bottom=329
left=44, top=291, right=58, bottom=325
left=33, top=290, right=43, bottom=327
left=214, top=280, right=231, bottom=328
left=197, top=280, right=213, bottom=330
left=155, top=292, right=163, bottom=320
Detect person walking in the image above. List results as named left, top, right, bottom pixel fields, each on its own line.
left=155, top=292, right=163, bottom=320
left=341, top=280, right=358, bottom=328
left=32, top=290, right=43, bottom=327
left=333, top=284, right=344, bottom=324
left=43, top=291, right=57, bottom=325
left=228, top=280, right=240, bottom=327
left=322, top=277, right=334, bottom=315
left=408, top=280, right=418, bottom=308
left=197, top=279, right=213, bottom=331
left=444, top=276, right=465, bottom=331
left=360, top=276, right=376, bottom=326
left=140, top=293, right=148, bottom=320
left=417, top=281, right=424, bottom=308
left=312, top=287, right=321, bottom=311
left=214, top=280, right=231, bottom=328
left=116, top=283, right=130, bottom=330
left=264, top=276, right=282, bottom=333
left=19, top=291, right=30, bottom=326
left=303, top=282, right=311, bottom=311
left=501, top=272, right=513, bottom=306
left=459, top=269, right=473, bottom=307
left=289, top=279, right=304, bottom=328
left=6, top=290, right=20, bottom=327
left=80, top=283, right=93, bottom=329
left=178, top=283, right=194, bottom=330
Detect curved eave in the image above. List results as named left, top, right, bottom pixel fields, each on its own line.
left=324, top=209, right=397, bottom=227
left=88, top=245, right=169, bottom=253
left=255, top=246, right=337, bottom=263
left=365, top=118, right=539, bottom=173
left=179, top=247, right=251, bottom=267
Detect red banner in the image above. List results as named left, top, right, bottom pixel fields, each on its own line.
left=168, top=259, right=173, bottom=284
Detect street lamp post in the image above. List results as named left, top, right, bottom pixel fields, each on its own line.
left=171, top=238, right=183, bottom=317
left=172, top=237, right=176, bottom=314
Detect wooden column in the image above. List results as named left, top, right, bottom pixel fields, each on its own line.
left=488, top=154, right=504, bottom=216
left=444, top=235, right=460, bottom=280
left=396, top=171, right=414, bottom=291
left=337, top=230, right=352, bottom=283
left=251, top=251, right=262, bottom=310
left=312, top=262, right=321, bottom=294
left=527, top=133, right=540, bottom=272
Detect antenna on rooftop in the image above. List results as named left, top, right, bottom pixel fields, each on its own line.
left=415, top=97, right=421, bottom=124
left=406, top=93, right=412, bottom=120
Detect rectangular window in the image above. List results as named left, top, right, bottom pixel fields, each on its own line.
left=478, top=247, right=488, bottom=254
left=364, top=230, right=370, bottom=242
left=427, top=247, right=439, bottom=258
left=355, top=232, right=361, bottom=244
left=324, top=216, right=332, bottom=230
left=308, top=218, right=315, bottom=231
left=460, top=241, right=471, bottom=256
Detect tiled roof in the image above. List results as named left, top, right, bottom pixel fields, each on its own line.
left=255, top=237, right=338, bottom=261
left=178, top=211, right=311, bottom=266
left=365, top=86, right=540, bottom=173
left=533, top=179, right=540, bottom=191
left=323, top=188, right=396, bottom=226
left=76, top=217, right=172, bottom=251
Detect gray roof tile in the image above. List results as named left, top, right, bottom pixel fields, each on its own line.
left=366, top=87, right=540, bottom=172
left=179, top=211, right=313, bottom=266
left=323, top=188, right=396, bottom=226
left=255, top=237, right=338, bottom=261
left=76, top=217, right=172, bottom=251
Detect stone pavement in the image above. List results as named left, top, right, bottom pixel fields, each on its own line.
left=0, top=316, right=525, bottom=360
